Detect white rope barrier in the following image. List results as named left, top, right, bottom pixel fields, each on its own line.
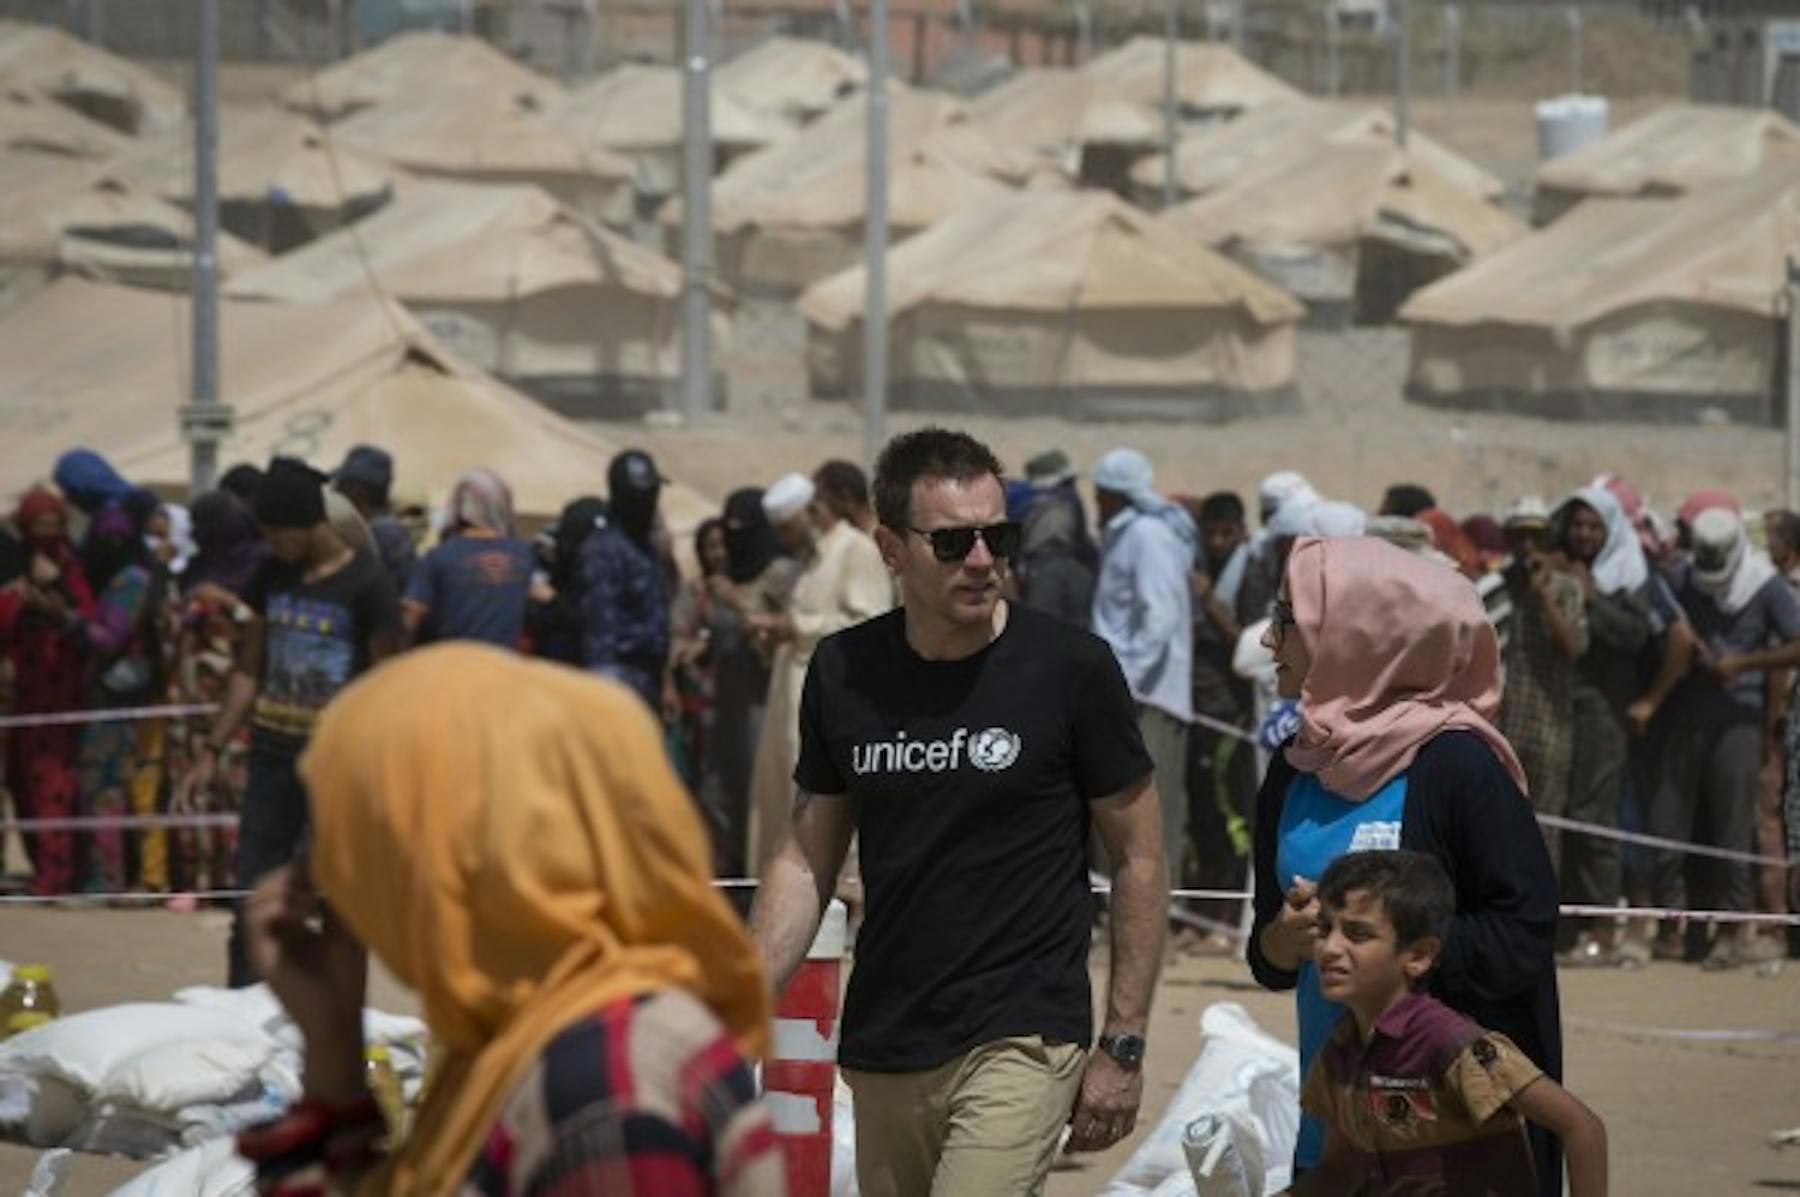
left=0, top=703, right=218, bottom=730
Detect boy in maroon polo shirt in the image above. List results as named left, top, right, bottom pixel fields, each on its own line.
left=1283, top=851, right=1609, bottom=1197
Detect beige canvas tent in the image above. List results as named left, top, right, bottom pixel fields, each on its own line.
left=0, top=82, right=133, bottom=159
left=1533, top=103, right=1800, bottom=225
left=665, top=90, right=1018, bottom=295
left=108, top=107, right=394, bottom=253
left=1400, top=162, right=1800, bottom=425
left=798, top=190, right=1302, bottom=420
left=967, top=68, right=1160, bottom=190
left=1079, top=37, right=1300, bottom=117
left=546, top=64, right=791, bottom=201
left=1130, top=98, right=1503, bottom=205
left=333, top=88, right=635, bottom=229
left=230, top=180, right=729, bottom=416
left=281, top=30, right=567, bottom=124
left=0, top=21, right=182, bottom=135
left=0, top=277, right=715, bottom=531
left=716, top=37, right=867, bottom=126
left=1162, top=137, right=1523, bottom=325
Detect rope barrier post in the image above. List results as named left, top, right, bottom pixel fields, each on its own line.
left=765, top=899, right=846, bottom=1197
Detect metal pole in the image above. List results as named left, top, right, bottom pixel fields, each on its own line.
left=1232, top=0, right=1245, bottom=58
left=1444, top=3, right=1460, bottom=122
left=1075, top=0, right=1093, bottom=65
left=1325, top=0, right=1339, bottom=97
left=1567, top=6, right=1583, bottom=94
left=862, top=0, right=890, bottom=466
left=1394, top=0, right=1410, bottom=148
left=1787, top=258, right=1800, bottom=511
left=188, top=0, right=222, bottom=497
left=1162, top=0, right=1179, bottom=210
left=679, top=0, right=712, bottom=422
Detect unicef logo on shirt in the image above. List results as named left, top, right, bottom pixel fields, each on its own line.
left=968, top=727, right=1023, bottom=773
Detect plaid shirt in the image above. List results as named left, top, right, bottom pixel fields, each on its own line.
left=244, top=990, right=784, bottom=1197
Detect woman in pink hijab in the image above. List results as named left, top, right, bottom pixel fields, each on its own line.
left=1246, top=536, right=1563, bottom=1197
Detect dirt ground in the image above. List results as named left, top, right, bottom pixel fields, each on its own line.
left=0, top=907, right=1795, bottom=1196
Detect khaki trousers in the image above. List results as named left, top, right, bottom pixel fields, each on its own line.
left=844, top=1036, right=1086, bottom=1197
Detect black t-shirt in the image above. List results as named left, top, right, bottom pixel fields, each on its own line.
left=794, top=605, right=1153, bottom=1072
left=244, top=549, right=400, bottom=755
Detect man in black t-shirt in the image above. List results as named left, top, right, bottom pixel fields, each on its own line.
left=750, top=429, right=1168, bottom=1197
left=181, top=458, right=401, bottom=986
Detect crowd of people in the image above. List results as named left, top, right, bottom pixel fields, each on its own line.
left=3, top=442, right=1798, bottom=979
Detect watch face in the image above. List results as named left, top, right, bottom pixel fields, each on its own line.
left=1106, top=1033, right=1146, bottom=1067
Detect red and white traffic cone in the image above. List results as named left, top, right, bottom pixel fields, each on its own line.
left=764, top=899, right=847, bottom=1197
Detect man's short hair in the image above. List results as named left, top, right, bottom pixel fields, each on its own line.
left=1767, top=509, right=1800, bottom=555
left=1379, top=484, right=1437, bottom=519
left=1199, top=491, right=1246, bottom=526
left=1318, top=849, right=1455, bottom=949
left=873, top=428, right=1004, bottom=530
left=815, top=459, right=871, bottom=514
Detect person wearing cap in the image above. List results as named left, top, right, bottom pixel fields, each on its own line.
left=745, top=470, right=892, bottom=872
left=180, top=456, right=402, bottom=986
left=750, top=428, right=1167, bottom=1196
left=1655, top=503, right=1800, bottom=968
left=1017, top=449, right=1097, bottom=629
left=1091, top=447, right=1197, bottom=889
left=577, top=450, right=674, bottom=716
left=330, top=444, right=415, bottom=594
left=1496, top=498, right=1588, bottom=873
left=1237, top=470, right=1320, bottom=627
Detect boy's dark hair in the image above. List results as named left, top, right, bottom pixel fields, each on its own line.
left=815, top=459, right=871, bottom=516
left=1318, top=849, right=1455, bottom=948
left=1199, top=491, right=1246, bottom=526
left=873, top=428, right=1005, bottom=531
left=1768, top=509, right=1800, bottom=556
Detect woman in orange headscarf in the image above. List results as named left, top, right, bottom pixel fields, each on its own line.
left=1243, top=537, right=1563, bottom=1197
left=238, top=644, right=784, bottom=1196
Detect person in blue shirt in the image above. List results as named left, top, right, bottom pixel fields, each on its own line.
left=1247, top=535, right=1563, bottom=1197
left=580, top=450, right=673, bottom=716
left=402, top=469, right=534, bottom=650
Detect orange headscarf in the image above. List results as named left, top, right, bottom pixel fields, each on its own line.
left=299, top=644, right=770, bottom=1195
left=1282, top=536, right=1526, bottom=802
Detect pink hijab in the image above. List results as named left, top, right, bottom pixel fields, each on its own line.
left=1283, top=536, right=1527, bottom=801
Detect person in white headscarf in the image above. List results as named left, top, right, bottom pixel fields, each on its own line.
left=1549, top=485, right=1657, bottom=965
left=746, top=470, right=893, bottom=872
left=1653, top=505, right=1800, bottom=968
left=1090, top=448, right=1195, bottom=885
left=1236, top=471, right=1322, bottom=627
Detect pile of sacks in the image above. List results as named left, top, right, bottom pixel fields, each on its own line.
left=1100, top=1003, right=1301, bottom=1197
left=0, top=971, right=425, bottom=1186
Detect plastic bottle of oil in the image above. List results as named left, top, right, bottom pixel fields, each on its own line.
left=364, top=1044, right=407, bottom=1148
left=0, top=965, right=61, bottom=1039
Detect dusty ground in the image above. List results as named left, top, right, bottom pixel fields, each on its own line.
left=0, top=906, right=1795, bottom=1195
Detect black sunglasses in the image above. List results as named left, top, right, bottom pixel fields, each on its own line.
left=906, top=521, right=1023, bottom=563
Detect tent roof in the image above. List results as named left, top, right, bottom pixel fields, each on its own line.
left=281, top=30, right=566, bottom=121
left=334, top=87, right=632, bottom=181
left=1078, top=36, right=1300, bottom=113
left=1162, top=137, right=1523, bottom=259
left=969, top=67, right=1162, bottom=150
left=1400, top=161, right=1800, bottom=330
left=0, top=277, right=713, bottom=528
left=1130, top=98, right=1503, bottom=200
left=0, top=82, right=134, bottom=158
left=551, top=62, right=792, bottom=151
left=0, top=20, right=183, bottom=132
left=716, top=36, right=867, bottom=125
left=1535, top=102, right=1800, bottom=199
left=678, top=89, right=1018, bottom=232
left=0, top=163, right=266, bottom=271
left=799, top=189, right=1302, bottom=330
left=109, top=107, right=395, bottom=209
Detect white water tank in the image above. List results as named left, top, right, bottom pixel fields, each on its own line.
left=1535, top=94, right=1610, bottom=161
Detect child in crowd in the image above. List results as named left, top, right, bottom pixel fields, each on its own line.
left=1283, top=850, right=1608, bottom=1197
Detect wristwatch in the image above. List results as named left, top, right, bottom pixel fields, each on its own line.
left=1097, top=1032, right=1146, bottom=1070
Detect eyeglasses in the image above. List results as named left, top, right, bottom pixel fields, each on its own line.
left=1271, top=598, right=1296, bottom=641
left=906, top=521, right=1023, bottom=563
